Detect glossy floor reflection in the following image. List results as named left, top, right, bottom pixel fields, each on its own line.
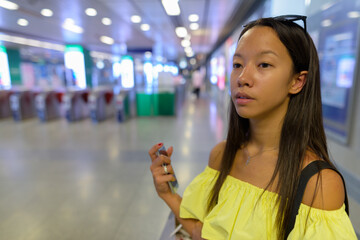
left=0, top=94, right=227, bottom=240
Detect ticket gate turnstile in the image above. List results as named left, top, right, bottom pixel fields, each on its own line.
left=115, top=92, right=126, bottom=122
left=89, top=90, right=114, bottom=123
left=35, top=91, right=63, bottom=122
left=63, top=90, right=89, bottom=122
left=0, top=90, right=12, bottom=119
left=9, top=90, right=37, bottom=121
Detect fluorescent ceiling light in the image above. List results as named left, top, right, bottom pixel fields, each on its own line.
left=184, top=47, right=192, bottom=53
left=321, top=19, right=332, bottom=27
left=131, top=15, right=141, bottom=23
left=175, top=27, right=187, bottom=38
left=27, top=39, right=42, bottom=47
left=140, top=24, right=150, bottom=31
left=189, top=23, right=199, bottom=30
left=0, top=34, right=65, bottom=51
left=102, top=17, right=112, bottom=25
left=100, top=36, right=114, bottom=45
left=321, top=2, right=335, bottom=11
left=144, top=51, right=152, bottom=59
left=0, top=0, right=18, bottom=10
left=62, top=19, right=83, bottom=34
left=90, top=51, right=114, bottom=60
left=162, top=0, right=180, bottom=16
left=41, top=8, right=53, bottom=17
left=188, top=14, right=199, bottom=22
left=186, top=51, right=194, bottom=58
left=85, top=8, right=97, bottom=16
left=347, top=11, right=360, bottom=18
left=64, top=18, right=74, bottom=25
left=181, top=39, right=190, bottom=48
left=17, top=18, right=29, bottom=26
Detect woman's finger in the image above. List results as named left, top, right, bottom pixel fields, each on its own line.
left=166, top=146, right=174, bottom=158
left=153, top=164, right=174, bottom=176
left=148, top=143, right=164, bottom=162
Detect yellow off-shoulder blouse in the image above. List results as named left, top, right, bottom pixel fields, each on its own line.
left=180, top=166, right=357, bottom=239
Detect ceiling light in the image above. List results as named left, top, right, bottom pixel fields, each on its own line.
left=41, top=8, right=53, bottom=17
left=64, top=18, right=74, bottom=25
left=184, top=47, right=192, bottom=53
left=100, top=36, right=114, bottom=45
left=144, top=51, right=152, bottom=59
left=161, top=0, right=180, bottom=16
left=62, top=19, right=83, bottom=34
left=188, top=14, right=199, bottom=22
left=0, top=0, right=18, bottom=10
left=347, top=11, right=360, bottom=18
left=131, top=15, right=141, bottom=23
left=321, top=19, right=332, bottom=27
left=85, top=8, right=97, bottom=16
left=27, top=39, right=42, bottom=47
left=181, top=39, right=191, bottom=47
left=186, top=52, right=194, bottom=58
left=321, top=2, right=335, bottom=11
left=175, top=27, right=187, bottom=38
left=17, top=18, right=29, bottom=26
left=185, top=49, right=194, bottom=58
left=102, top=17, right=112, bottom=25
left=0, top=34, right=65, bottom=51
left=140, top=24, right=150, bottom=31
left=189, top=23, right=199, bottom=30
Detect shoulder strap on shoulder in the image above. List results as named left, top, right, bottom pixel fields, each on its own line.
left=284, top=160, right=349, bottom=239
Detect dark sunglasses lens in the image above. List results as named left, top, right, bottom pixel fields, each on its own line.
left=275, top=16, right=306, bottom=31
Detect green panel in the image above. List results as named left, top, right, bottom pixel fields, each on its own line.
left=7, top=48, right=22, bottom=85
left=124, top=93, right=130, bottom=116
left=157, top=92, right=175, bottom=115
left=65, top=45, right=83, bottom=52
left=83, top=48, right=93, bottom=88
left=152, top=93, right=159, bottom=116
left=136, top=93, right=153, bottom=116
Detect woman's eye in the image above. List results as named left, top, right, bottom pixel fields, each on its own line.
left=259, top=63, right=271, bottom=68
left=233, top=63, right=242, bottom=69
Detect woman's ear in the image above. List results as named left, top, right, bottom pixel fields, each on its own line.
left=289, top=71, right=307, bottom=94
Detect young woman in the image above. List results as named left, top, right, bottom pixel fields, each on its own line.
left=149, top=16, right=357, bottom=239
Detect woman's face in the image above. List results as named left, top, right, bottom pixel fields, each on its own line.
left=230, top=26, right=297, bottom=121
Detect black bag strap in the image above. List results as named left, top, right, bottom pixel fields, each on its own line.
left=284, top=160, right=349, bottom=239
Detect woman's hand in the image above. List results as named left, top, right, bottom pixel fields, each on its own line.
left=149, top=143, right=175, bottom=199
left=192, top=221, right=204, bottom=240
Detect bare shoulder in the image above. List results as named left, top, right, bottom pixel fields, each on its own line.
left=302, top=156, right=345, bottom=210
left=208, top=141, right=226, bottom=171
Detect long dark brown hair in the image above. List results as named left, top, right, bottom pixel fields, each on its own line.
left=207, top=17, right=336, bottom=239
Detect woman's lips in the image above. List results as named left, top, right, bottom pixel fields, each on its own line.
left=234, top=92, right=254, bottom=105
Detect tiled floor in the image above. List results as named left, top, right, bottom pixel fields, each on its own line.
left=0, top=94, right=227, bottom=240
left=0, top=93, right=358, bottom=239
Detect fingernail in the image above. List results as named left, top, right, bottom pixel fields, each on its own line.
left=158, top=143, right=163, bottom=146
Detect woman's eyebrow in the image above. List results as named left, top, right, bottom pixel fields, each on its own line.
left=258, top=50, right=278, bottom=57
left=233, top=53, right=242, bottom=59
left=233, top=50, right=278, bottom=59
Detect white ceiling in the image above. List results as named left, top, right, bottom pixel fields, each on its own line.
left=0, top=0, right=256, bottom=62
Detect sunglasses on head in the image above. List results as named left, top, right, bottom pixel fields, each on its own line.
left=244, top=15, right=307, bottom=32
left=273, top=15, right=307, bottom=32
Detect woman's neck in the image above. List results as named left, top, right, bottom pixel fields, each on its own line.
left=248, top=116, right=283, bottom=149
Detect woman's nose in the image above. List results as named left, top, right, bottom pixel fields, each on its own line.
left=237, top=66, right=253, bottom=87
